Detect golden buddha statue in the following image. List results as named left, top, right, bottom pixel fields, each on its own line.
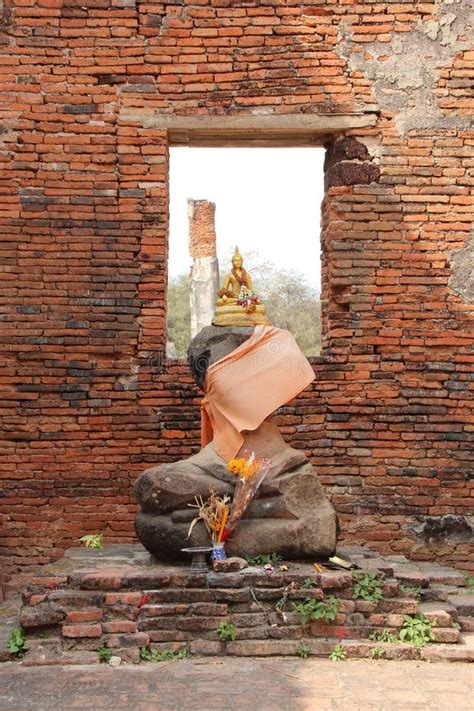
left=212, top=247, right=271, bottom=327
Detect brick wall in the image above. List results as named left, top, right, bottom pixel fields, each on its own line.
left=0, top=1, right=472, bottom=577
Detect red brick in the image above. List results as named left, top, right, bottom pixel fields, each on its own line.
left=102, top=620, right=137, bottom=634
left=66, top=609, right=103, bottom=623
left=62, top=624, right=102, bottom=639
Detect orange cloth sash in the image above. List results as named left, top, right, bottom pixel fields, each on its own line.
left=200, top=325, right=315, bottom=461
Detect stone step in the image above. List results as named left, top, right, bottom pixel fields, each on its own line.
left=9, top=548, right=474, bottom=667
left=415, top=564, right=467, bottom=587
left=459, top=616, right=474, bottom=632
left=419, top=601, right=457, bottom=627
left=448, top=594, right=474, bottom=616
left=420, top=640, right=474, bottom=662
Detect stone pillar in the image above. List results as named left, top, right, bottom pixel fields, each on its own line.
left=188, top=199, right=220, bottom=338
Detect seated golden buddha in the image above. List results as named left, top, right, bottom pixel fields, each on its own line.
left=213, top=247, right=271, bottom=327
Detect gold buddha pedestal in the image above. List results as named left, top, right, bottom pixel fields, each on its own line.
left=212, top=247, right=271, bottom=327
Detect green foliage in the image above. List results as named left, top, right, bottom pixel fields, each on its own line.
left=329, top=644, right=347, bottom=661
left=296, top=643, right=310, bottom=659
left=399, top=614, right=436, bottom=649
left=245, top=553, right=282, bottom=566
left=97, top=645, right=113, bottom=664
left=292, top=595, right=338, bottom=626
left=301, top=578, right=318, bottom=589
left=464, top=575, right=474, bottom=589
left=370, top=646, right=386, bottom=659
left=217, top=622, right=238, bottom=642
left=352, top=571, right=384, bottom=603
left=8, top=628, right=27, bottom=657
left=369, top=628, right=398, bottom=644
left=79, top=534, right=103, bottom=549
left=257, top=268, right=321, bottom=356
left=140, top=647, right=191, bottom=662
left=166, top=274, right=191, bottom=360
left=399, top=583, right=422, bottom=602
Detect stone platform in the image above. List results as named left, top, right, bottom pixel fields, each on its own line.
left=3, top=545, right=474, bottom=666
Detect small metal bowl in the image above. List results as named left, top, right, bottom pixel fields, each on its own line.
left=181, top=546, right=213, bottom=573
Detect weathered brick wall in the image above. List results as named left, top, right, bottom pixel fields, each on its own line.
left=188, top=200, right=217, bottom=259
left=0, top=1, right=472, bottom=576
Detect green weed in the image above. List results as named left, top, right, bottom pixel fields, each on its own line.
left=296, top=643, right=310, bottom=659
left=370, top=646, right=386, bottom=659
left=329, top=644, right=347, bottom=661
left=369, top=628, right=398, bottom=644
left=399, top=583, right=422, bottom=602
left=139, top=647, right=191, bottom=662
left=464, top=575, right=474, bottom=589
left=97, top=645, right=113, bottom=663
left=7, top=628, right=27, bottom=657
left=292, top=595, right=338, bottom=625
left=217, top=622, right=238, bottom=642
left=399, top=614, right=436, bottom=649
left=245, top=553, right=282, bottom=566
left=79, top=534, right=103, bottom=549
left=352, top=571, right=384, bottom=603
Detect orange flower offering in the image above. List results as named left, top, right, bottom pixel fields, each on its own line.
left=227, top=457, right=259, bottom=479
left=188, top=451, right=272, bottom=546
left=221, top=450, right=272, bottom=542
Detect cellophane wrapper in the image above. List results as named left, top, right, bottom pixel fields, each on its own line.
left=222, top=449, right=272, bottom=540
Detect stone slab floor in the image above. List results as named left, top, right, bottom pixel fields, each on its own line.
left=0, top=658, right=472, bottom=711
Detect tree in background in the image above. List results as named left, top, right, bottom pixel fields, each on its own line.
left=166, top=273, right=191, bottom=359
left=167, top=254, right=321, bottom=359
left=259, top=268, right=321, bottom=356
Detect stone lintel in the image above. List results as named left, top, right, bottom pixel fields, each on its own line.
left=119, top=111, right=379, bottom=146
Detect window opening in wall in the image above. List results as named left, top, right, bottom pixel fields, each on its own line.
left=167, top=147, right=325, bottom=359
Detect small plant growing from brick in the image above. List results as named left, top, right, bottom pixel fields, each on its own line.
left=399, top=583, right=422, bottom=602
left=217, top=622, right=238, bottom=642
left=79, top=534, right=103, bottom=549
left=8, top=628, right=28, bottom=658
left=245, top=553, right=282, bottom=566
left=370, top=646, right=386, bottom=659
left=351, top=571, right=384, bottom=603
left=296, top=642, right=310, bottom=659
left=292, top=595, right=338, bottom=625
left=464, top=575, right=474, bottom=590
left=399, top=614, right=436, bottom=649
left=329, top=644, right=347, bottom=661
left=369, top=628, right=398, bottom=644
left=97, top=645, right=113, bottom=664
left=140, top=647, right=191, bottom=662
left=301, top=578, right=318, bottom=589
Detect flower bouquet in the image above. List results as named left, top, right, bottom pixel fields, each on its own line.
left=221, top=449, right=272, bottom=542
left=187, top=450, right=272, bottom=553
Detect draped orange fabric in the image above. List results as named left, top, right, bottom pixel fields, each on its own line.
left=200, top=325, right=315, bottom=461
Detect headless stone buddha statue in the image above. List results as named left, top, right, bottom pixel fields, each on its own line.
left=213, top=247, right=270, bottom=327
left=134, top=251, right=337, bottom=562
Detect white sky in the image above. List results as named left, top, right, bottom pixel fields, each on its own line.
left=168, top=146, right=325, bottom=290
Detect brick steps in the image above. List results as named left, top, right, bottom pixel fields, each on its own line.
left=4, top=546, right=471, bottom=666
